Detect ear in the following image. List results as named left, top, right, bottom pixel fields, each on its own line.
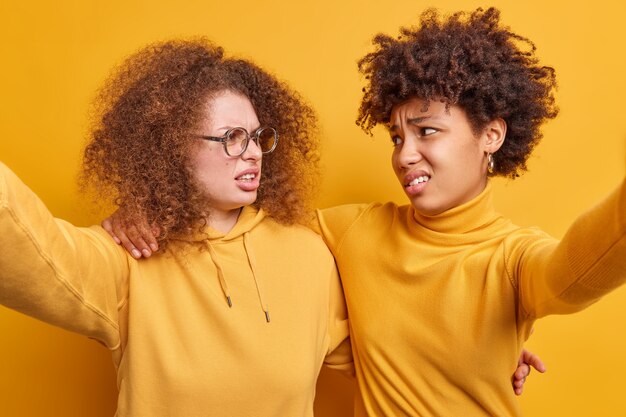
left=482, top=118, right=507, bottom=154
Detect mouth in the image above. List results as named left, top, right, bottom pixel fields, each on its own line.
left=403, top=172, right=430, bottom=196
left=236, top=172, right=257, bottom=182
left=405, top=175, right=430, bottom=187
left=235, top=168, right=261, bottom=192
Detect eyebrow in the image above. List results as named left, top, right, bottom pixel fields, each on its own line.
left=214, top=125, right=262, bottom=133
left=389, top=116, right=430, bottom=132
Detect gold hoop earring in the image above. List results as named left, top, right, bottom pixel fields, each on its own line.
left=487, top=153, right=495, bottom=174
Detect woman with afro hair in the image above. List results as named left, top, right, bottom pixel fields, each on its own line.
left=0, top=39, right=354, bottom=416
left=315, top=7, right=626, bottom=416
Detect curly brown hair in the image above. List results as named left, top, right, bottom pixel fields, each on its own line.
left=82, top=38, right=319, bottom=248
left=356, top=7, right=559, bottom=177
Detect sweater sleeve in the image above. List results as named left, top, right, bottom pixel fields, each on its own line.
left=316, top=204, right=371, bottom=254
left=323, top=264, right=354, bottom=375
left=0, top=162, right=129, bottom=349
left=509, top=178, right=626, bottom=319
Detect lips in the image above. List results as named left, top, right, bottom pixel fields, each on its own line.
left=402, top=170, right=430, bottom=195
left=408, top=175, right=430, bottom=186
left=235, top=168, right=260, bottom=192
left=237, top=173, right=256, bottom=181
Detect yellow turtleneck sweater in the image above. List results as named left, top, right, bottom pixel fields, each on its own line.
left=0, top=162, right=352, bottom=417
left=318, top=180, right=626, bottom=416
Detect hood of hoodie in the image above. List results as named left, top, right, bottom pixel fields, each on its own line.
left=180, top=205, right=266, bottom=242
left=180, top=206, right=271, bottom=322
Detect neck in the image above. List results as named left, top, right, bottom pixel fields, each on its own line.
left=410, top=182, right=499, bottom=234
left=208, top=207, right=243, bottom=234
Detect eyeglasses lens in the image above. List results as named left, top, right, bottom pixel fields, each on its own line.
left=257, top=128, right=277, bottom=153
left=225, top=128, right=248, bottom=156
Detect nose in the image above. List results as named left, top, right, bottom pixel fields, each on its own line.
left=241, top=137, right=262, bottom=161
left=395, top=136, right=423, bottom=169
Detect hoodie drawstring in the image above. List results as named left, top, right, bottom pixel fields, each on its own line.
left=205, top=233, right=270, bottom=323
left=206, top=241, right=232, bottom=308
left=243, top=232, right=270, bottom=323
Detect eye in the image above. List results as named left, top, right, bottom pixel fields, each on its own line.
left=390, top=135, right=403, bottom=147
left=420, top=127, right=438, bottom=136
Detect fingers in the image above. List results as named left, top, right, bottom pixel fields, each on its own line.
left=126, top=224, right=153, bottom=259
left=147, top=224, right=160, bottom=253
left=132, top=220, right=160, bottom=255
left=521, top=348, right=547, bottom=373
left=514, top=363, right=531, bottom=380
left=102, top=208, right=160, bottom=259
left=101, top=217, right=121, bottom=245
left=512, top=363, right=529, bottom=396
left=512, top=348, right=547, bottom=396
left=111, top=215, right=143, bottom=259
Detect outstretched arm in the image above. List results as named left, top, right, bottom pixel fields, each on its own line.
left=0, top=162, right=129, bottom=348
left=510, top=178, right=626, bottom=318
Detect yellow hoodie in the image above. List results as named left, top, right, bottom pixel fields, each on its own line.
left=0, top=162, right=351, bottom=417
left=318, top=180, right=626, bottom=416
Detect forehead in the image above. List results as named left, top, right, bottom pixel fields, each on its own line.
left=389, top=97, right=466, bottom=128
left=391, top=97, right=438, bottom=116
left=201, top=90, right=260, bottom=130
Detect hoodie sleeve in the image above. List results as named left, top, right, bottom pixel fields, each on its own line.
left=0, top=162, right=129, bottom=349
left=506, top=178, right=626, bottom=319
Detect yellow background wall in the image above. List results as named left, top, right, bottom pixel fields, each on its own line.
left=1, top=0, right=625, bottom=415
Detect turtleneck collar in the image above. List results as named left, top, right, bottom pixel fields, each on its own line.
left=409, top=182, right=503, bottom=235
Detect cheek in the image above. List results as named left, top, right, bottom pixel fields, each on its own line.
left=189, top=158, right=206, bottom=183
left=460, top=145, right=485, bottom=173
left=390, top=151, right=401, bottom=175
left=191, top=153, right=235, bottom=186
left=435, top=142, right=480, bottom=173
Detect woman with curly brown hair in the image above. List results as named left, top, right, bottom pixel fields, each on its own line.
left=0, top=39, right=352, bottom=416
left=315, top=7, right=626, bottom=416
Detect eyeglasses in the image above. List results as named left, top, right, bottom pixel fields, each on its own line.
left=197, top=127, right=278, bottom=157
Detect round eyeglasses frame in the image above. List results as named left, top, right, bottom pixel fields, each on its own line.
left=197, top=126, right=279, bottom=157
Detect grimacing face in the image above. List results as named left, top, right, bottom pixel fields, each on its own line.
left=389, top=97, right=505, bottom=216
left=190, top=90, right=263, bottom=220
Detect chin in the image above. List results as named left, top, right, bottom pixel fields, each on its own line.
left=239, top=192, right=258, bottom=207
left=408, top=197, right=447, bottom=217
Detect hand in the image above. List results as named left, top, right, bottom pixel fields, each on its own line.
left=512, top=348, right=546, bottom=396
left=101, top=209, right=160, bottom=259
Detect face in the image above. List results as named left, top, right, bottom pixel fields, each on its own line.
left=389, top=97, right=505, bottom=216
left=190, top=90, right=262, bottom=219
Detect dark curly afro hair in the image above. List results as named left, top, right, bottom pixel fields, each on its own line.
left=82, top=38, right=319, bottom=249
left=357, top=7, right=559, bottom=177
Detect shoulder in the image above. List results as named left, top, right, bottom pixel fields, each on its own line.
left=86, top=224, right=135, bottom=262
left=500, top=226, right=557, bottom=274
left=318, top=201, right=405, bottom=225
left=255, top=217, right=332, bottom=255
left=315, top=202, right=407, bottom=253
left=502, top=226, right=554, bottom=248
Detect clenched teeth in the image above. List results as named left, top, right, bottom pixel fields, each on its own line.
left=237, top=173, right=256, bottom=181
left=408, top=176, right=430, bottom=186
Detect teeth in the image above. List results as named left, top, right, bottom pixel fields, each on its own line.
left=238, top=173, right=256, bottom=181
left=408, top=176, right=430, bottom=186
